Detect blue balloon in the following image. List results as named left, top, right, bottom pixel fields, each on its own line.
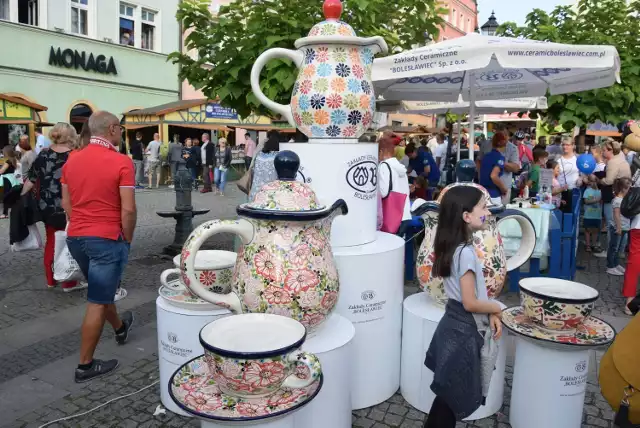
left=456, top=159, right=476, bottom=182
left=577, top=153, right=596, bottom=175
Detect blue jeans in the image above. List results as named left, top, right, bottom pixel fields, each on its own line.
left=67, top=236, right=130, bottom=304
left=214, top=167, right=228, bottom=193
left=607, top=224, right=629, bottom=269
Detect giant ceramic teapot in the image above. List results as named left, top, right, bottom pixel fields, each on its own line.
left=414, top=182, right=536, bottom=305
left=180, top=151, right=347, bottom=335
left=250, top=0, right=388, bottom=140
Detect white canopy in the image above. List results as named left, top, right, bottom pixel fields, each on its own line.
left=377, top=96, right=548, bottom=115
left=372, top=33, right=620, bottom=102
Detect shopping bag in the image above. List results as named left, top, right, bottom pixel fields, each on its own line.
left=11, top=224, right=43, bottom=252
left=380, top=162, right=406, bottom=234
left=53, top=229, right=83, bottom=282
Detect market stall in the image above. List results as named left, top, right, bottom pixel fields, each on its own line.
left=0, top=93, right=49, bottom=156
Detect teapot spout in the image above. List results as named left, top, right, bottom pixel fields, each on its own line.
left=328, top=199, right=348, bottom=221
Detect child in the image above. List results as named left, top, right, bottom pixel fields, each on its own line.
left=547, top=159, right=567, bottom=208
left=410, top=176, right=428, bottom=201
left=526, top=148, right=549, bottom=198
left=424, top=186, right=502, bottom=427
left=607, top=177, right=632, bottom=276
left=583, top=176, right=603, bottom=253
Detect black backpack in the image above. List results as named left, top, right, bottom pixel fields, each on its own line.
left=621, top=169, right=640, bottom=218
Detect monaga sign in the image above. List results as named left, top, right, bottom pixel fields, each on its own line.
left=48, top=46, right=118, bottom=75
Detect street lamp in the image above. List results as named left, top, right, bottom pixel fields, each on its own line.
left=481, top=11, right=499, bottom=36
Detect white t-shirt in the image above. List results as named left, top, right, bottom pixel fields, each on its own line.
left=557, top=155, right=580, bottom=189
left=434, top=142, right=449, bottom=172
left=594, top=162, right=606, bottom=173
left=443, top=244, right=489, bottom=304
left=611, top=196, right=631, bottom=230
left=146, top=140, right=161, bottom=162
left=201, top=141, right=210, bottom=164
left=427, top=137, right=438, bottom=154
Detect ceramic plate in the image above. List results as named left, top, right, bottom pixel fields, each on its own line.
left=169, top=355, right=323, bottom=422
left=501, top=306, right=615, bottom=347
left=172, top=250, right=236, bottom=270
left=159, top=279, right=220, bottom=311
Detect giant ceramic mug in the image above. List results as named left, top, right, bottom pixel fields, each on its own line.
left=250, top=0, right=387, bottom=140
left=200, top=313, right=322, bottom=398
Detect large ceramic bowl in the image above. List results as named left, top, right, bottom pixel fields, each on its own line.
left=519, top=278, right=599, bottom=332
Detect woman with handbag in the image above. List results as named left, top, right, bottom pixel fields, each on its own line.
left=21, top=122, right=86, bottom=292
left=378, top=135, right=411, bottom=235
left=248, top=131, right=280, bottom=201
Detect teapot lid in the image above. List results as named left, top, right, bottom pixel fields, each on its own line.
left=239, top=151, right=327, bottom=219
left=307, top=0, right=357, bottom=38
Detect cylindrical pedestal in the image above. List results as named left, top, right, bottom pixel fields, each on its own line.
left=333, top=232, right=405, bottom=409
left=200, top=414, right=295, bottom=428
left=400, top=293, right=507, bottom=420
left=510, top=336, right=591, bottom=428
left=294, top=314, right=355, bottom=428
left=281, top=142, right=378, bottom=248
left=156, top=297, right=231, bottom=416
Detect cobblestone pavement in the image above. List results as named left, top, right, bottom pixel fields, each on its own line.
left=0, top=186, right=632, bottom=428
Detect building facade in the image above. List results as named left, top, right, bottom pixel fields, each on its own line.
left=0, top=0, right=180, bottom=131
left=438, top=0, right=478, bottom=41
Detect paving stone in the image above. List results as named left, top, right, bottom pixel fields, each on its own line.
left=585, top=415, right=610, bottom=427
left=388, top=403, right=409, bottom=416
left=384, top=413, right=404, bottom=427
left=354, top=417, right=376, bottom=428
left=369, top=408, right=386, bottom=422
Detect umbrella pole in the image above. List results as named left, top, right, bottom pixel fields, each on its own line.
left=468, top=73, right=476, bottom=162
left=456, top=117, right=462, bottom=163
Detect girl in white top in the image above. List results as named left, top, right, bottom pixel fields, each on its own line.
left=557, top=137, right=581, bottom=189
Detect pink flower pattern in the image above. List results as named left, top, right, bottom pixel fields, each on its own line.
left=263, top=285, right=292, bottom=305
left=243, top=361, right=287, bottom=389
left=321, top=291, right=338, bottom=310
left=284, top=269, right=319, bottom=293
left=254, top=250, right=283, bottom=282
left=199, top=271, right=216, bottom=286
left=290, top=244, right=311, bottom=266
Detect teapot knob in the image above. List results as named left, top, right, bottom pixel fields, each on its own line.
left=275, top=150, right=300, bottom=181
left=323, top=0, right=343, bottom=20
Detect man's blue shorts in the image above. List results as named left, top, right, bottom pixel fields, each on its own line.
left=67, top=236, right=130, bottom=304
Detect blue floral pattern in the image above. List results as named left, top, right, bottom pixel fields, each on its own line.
left=317, top=63, right=332, bottom=77
left=289, top=45, right=381, bottom=139
left=330, top=110, right=347, bottom=125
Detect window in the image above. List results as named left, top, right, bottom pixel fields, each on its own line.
left=119, top=2, right=135, bottom=46
left=70, top=0, right=88, bottom=35
left=459, top=14, right=464, bottom=30
left=141, top=8, right=155, bottom=50
left=17, top=0, right=38, bottom=25
left=467, top=18, right=471, bottom=33
left=392, top=120, right=403, bottom=127
left=0, top=0, right=9, bottom=20
left=451, top=9, right=456, bottom=26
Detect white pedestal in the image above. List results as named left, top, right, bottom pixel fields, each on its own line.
left=281, top=142, right=378, bottom=248
left=510, top=336, right=591, bottom=428
left=400, top=293, right=507, bottom=421
left=200, top=414, right=295, bottom=428
left=156, top=297, right=231, bottom=416
left=333, top=232, right=405, bottom=409
left=294, top=314, right=355, bottom=428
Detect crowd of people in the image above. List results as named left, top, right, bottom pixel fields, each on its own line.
left=120, top=130, right=257, bottom=196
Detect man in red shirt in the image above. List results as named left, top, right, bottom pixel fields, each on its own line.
left=62, top=111, right=137, bottom=383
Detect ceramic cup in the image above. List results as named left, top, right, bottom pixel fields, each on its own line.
left=160, top=250, right=236, bottom=294
left=199, top=313, right=322, bottom=399
left=519, top=277, right=599, bottom=332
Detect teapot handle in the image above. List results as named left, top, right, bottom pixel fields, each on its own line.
left=496, top=209, right=537, bottom=272
left=180, top=219, right=254, bottom=313
left=250, top=48, right=304, bottom=127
